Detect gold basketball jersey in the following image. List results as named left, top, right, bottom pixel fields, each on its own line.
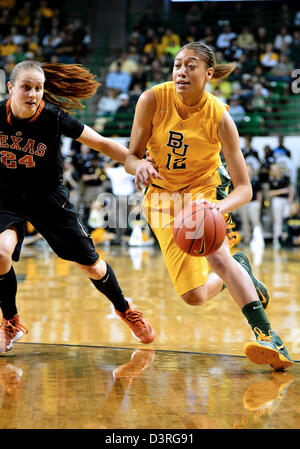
left=147, top=81, right=229, bottom=191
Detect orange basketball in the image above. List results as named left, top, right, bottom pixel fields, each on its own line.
left=173, top=202, right=226, bottom=256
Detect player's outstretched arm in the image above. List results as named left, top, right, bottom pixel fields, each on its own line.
left=77, top=125, right=128, bottom=163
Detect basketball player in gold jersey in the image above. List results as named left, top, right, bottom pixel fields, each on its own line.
left=125, top=41, right=293, bottom=371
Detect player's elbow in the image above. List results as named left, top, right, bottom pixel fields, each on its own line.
left=245, top=183, right=253, bottom=203
left=238, top=182, right=253, bottom=205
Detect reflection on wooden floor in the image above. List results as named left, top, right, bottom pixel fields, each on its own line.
left=1, top=243, right=300, bottom=429
left=0, top=344, right=298, bottom=429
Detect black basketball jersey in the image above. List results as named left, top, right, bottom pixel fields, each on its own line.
left=250, top=175, right=262, bottom=202
left=269, top=175, right=290, bottom=198
left=0, top=98, right=84, bottom=195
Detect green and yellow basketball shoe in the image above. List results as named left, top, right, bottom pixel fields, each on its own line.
left=244, top=327, right=294, bottom=371
left=233, top=251, right=270, bottom=309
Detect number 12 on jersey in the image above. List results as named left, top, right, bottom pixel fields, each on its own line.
left=165, top=130, right=188, bottom=171
left=166, top=153, right=187, bottom=170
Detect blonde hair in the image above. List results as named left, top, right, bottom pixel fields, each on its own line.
left=177, top=41, right=236, bottom=79
left=10, top=60, right=100, bottom=112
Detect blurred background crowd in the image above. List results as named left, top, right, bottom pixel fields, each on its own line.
left=0, top=0, right=91, bottom=69
left=0, top=0, right=300, bottom=252
left=94, top=1, right=300, bottom=138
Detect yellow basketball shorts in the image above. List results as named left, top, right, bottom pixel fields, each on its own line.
left=142, top=166, right=233, bottom=296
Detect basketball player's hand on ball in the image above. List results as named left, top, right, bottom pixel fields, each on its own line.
left=193, top=199, right=225, bottom=215
left=135, top=159, right=164, bottom=191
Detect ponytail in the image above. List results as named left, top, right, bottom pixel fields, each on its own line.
left=41, top=63, right=100, bottom=111
left=212, top=62, right=236, bottom=80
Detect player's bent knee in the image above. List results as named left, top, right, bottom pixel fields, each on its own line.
left=0, top=252, right=12, bottom=273
left=76, top=258, right=107, bottom=279
left=207, top=252, right=228, bottom=274
left=181, top=289, right=207, bottom=306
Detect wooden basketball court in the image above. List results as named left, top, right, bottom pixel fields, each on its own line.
left=0, top=243, right=299, bottom=430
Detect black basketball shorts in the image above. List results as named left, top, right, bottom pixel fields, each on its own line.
left=0, top=184, right=99, bottom=265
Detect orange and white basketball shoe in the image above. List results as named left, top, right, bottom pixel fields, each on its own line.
left=0, top=315, right=28, bottom=353
left=115, top=303, right=155, bottom=344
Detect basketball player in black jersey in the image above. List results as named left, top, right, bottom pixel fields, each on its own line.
left=0, top=60, right=155, bottom=352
